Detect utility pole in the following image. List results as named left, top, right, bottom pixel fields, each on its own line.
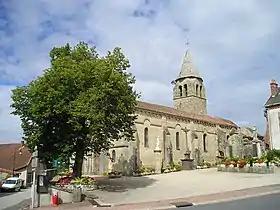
left=31, top=146, right=39, bottom=209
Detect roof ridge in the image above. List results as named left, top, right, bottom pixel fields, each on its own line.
left=0, top=143, right=21, bottom=146
left=137, top=100, right=236, bottom=127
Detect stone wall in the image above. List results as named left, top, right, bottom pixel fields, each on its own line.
left=82, top=111, right=234, bottom=175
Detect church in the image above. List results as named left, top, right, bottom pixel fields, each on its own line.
left=82, top=48, right=266, bottom=175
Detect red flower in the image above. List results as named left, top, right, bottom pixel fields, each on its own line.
left=225, top=161, right=231, bottom=166
left=58, top=177, right=72, bottom=185
left=238, top=159, right=247, bottom=168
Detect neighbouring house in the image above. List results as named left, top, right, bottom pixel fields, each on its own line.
left=264, top=79, right=280, bottom=150
left=0, top=142, right=32, bottom=187
left=81, top=47, right=266, bottom=176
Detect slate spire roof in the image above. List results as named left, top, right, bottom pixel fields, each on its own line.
left=176, top=49, right=202, bottom=81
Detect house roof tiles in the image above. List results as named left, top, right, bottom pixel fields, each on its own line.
left=0, top=143, right=31, bottom=171
left=136, top=101, right=237, bottom=127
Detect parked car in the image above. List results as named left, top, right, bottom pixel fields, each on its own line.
left=1, top=177, right=22, bottom=192
left=0, top=180, right=3, bottom=192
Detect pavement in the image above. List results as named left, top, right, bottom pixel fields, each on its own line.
left=0, top=188, right=31, bottom=210
left=37, top=184, right=280, bottom=209
left=90, top=167, right=280, bottom=205
left=36, top=167, right=280, bottom=210
left=173, top=191, right=280, bottom=210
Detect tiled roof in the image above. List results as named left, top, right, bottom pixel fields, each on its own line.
left=265, top=87, right=280, bottom=108
left=136, top=101, right=237, bottom=127
left=0, top=143, right=31, bottom=171
left=0, top=168, right=20, bottom=175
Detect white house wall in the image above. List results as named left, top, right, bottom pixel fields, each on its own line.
left=268, top=108, right=280, bottom=149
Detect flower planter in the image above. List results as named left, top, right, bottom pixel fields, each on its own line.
left=217, top=165, right=274, bottom=174
left=81, top=184, right=97, bottom=191
left=238, top=167, right=246, bottom=173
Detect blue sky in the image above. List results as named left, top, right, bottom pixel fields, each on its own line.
left=0, top=0, right=279, bottom=143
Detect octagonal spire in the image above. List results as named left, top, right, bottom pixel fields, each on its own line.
left=176, top=49, right=202, bottom=81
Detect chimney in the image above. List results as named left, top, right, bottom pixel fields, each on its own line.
left=270, top=79, right=278, bottom=96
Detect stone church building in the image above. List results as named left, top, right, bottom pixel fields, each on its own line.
left=82, top=48, right=266, bottom=175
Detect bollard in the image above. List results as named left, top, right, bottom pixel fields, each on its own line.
left=52, top=189, right=59, bottom=207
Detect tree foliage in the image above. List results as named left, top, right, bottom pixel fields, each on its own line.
left=11, top=42, right=139, bottom=176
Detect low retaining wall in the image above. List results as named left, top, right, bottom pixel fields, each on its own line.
left=40, top=187, right=74, bottom=206
left=217, top=165, right=274, bottom=174
left=40, top=186, right=98, bottom=207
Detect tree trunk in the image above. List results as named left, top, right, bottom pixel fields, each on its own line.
left=73, top=147, right=85, bottom=177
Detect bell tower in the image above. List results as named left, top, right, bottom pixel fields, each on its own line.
left=172, top=46, right=207, bottom=115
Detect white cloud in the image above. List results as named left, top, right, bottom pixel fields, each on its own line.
left=0, top=86, right=22, bottom=143
left=1, top=0, right=280, bottom=142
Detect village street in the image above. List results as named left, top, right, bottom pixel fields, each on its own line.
left=92, top=168, right=280, bottom=205
left=0, top=188, right=31, bottom=210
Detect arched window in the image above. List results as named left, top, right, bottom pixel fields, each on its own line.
left=196, top=84, right=199, bottom=96
left=200, top=86, right=202, bottom=97
left=179, top=86, right=182, bottom=97
left=226, top=135, right=229, bottom=143
left=184, top=84, right=188, bottom=96
left=111, top=150, right=116, bottom=163
left=176, top=132, right=180, bottom=150
left=203, top=134, right=207, bottom=152
left=144, top=127, right=149, bottom=148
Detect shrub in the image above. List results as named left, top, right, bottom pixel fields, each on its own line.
left=221, top=157, right=231, bottom=164
left=102, top=171, right=108, bottom=176
left=138, top=166, right=154, bottom=174
left=72, top=177, right=96, bottom=185
left=246, top=156, right=255, bottom=167
left=204, top=162, right=212, bottom=168
left=173, top=163, right=182, bottom=171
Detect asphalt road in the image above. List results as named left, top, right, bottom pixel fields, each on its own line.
left=173, top=192, right=280, bottom=210
left=0, top=188, right=31, bottom=210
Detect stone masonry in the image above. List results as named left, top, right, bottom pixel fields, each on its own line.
left=82, top=47, right=266, bottom=175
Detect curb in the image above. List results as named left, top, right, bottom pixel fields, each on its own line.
left=192, top=189, right=280, bottom=206
left=96, top=184, right=280, bottom=209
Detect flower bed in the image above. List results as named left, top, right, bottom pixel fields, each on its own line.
left=133, top=166, right=156, bottom=176
left=161, top=162, right=182, bottom=173
left=197, top=162, right=212, bottom=169
left=217, top=156, right=275, bottom=174
left=217, top=164, right=274, bottom=174
left=56, top=176, right=98, bottom=192
left=132, top=162, right=182, bottom=176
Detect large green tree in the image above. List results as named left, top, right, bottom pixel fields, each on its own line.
left=11, top=42, right=139, bottom=177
